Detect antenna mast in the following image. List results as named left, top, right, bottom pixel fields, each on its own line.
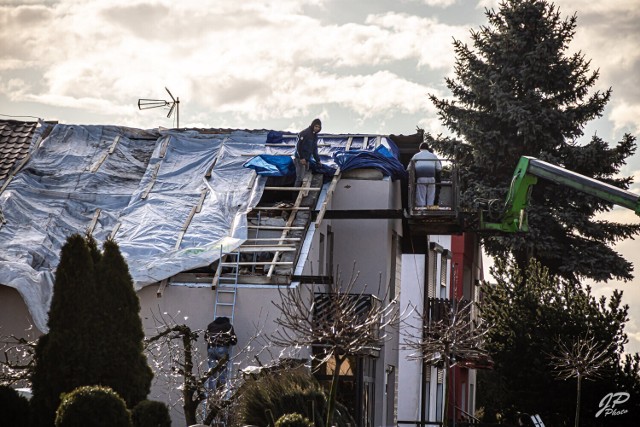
left=137, top=87, right=180, bottom=128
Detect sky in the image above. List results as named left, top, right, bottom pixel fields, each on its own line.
left=1, top=0, right=640, bottom=352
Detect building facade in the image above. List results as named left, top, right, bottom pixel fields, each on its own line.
left=0, top=120, right=483, bottom=426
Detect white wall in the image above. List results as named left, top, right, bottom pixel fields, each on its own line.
left=398, top=254, right=425, bottom=423
left=139, top=282, right=314, bottom=426
left=325, top=177, right=402, bottom=427
left=397, top=234, right=453, bottom=426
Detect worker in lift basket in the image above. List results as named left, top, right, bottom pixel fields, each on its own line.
left=410, top=142, right=442, bottom=207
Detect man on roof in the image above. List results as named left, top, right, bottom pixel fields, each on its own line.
left=294, top=118, right=322, bottom=187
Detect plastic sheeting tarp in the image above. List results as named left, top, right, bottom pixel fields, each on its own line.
left=0, top=125, right=266, bottom=332
left=333, top=144, right=407, bottom=180
left=245, top=137, right=406, bottom=180
left=243, top=154, right=295, bottom=177
left=0, top=126, right=403, bottom=332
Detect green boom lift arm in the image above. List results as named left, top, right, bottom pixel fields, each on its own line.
left=480, top=156, right=640, bottom=233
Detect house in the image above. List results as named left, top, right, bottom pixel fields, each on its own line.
left=0, top=119, right=485, bottom=426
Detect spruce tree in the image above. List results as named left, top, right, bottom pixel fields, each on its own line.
left=30, top=234, right=152, bottom=426
left=429, top=0, right=639, bottom=283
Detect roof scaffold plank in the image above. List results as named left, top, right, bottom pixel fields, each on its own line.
left=90, top=135, right=121, bottom=173
left=174, top=188, right=209, bottom=250
left=315, top=167, right=341, bottom=227
left=315, top=135, right=352, bottom=227
left=141, top=163, right=161, bottom=199
left=87, top=208, right=102, bottom=235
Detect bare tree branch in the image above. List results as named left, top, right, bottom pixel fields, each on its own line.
left=547, top=330, right=613, bottom=427
left=144, top=308, right=264, bottom=426
left=402, top=299, right=488, bottom=366
left=548, top=331, right=611, bottom=381
left=0, top=329, right=38, bottom=386
left=401, top=298, right=489, bottom=426
left=271, top=264, right=399, bottom=427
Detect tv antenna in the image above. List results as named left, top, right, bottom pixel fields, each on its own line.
left=138, top=87, right=180, bottom=128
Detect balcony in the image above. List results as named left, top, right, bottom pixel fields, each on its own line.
left=313, top=292, right=382, bottom=356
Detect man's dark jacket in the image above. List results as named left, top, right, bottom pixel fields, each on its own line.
left=295, top=126, right=321, bottom=163
left=206, top=317, right=237, bottom=348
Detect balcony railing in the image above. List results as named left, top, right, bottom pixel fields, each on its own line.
left=313, top=292, right=382, bottom=344
left=425, top=297, right=471, bottom=325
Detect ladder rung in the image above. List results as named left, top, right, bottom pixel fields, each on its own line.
left=240, top=243, right=297, bottom=247
left=220, top=261, right=294, bottom=266
left=263, top=186, right=321, bottom=191
left=244, top=237, right=301, bottom=242
left=250, top=206, right=310, bottom=211
left=237, top=246, right=296, bottom=252
left=247, top=225, right=304, bottom=230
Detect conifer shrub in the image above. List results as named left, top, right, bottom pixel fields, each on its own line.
left=237, top=368, right=353, bottom=427
left=94, top=238, right=153, bottom=407
left=54, top=385, right=132, bottom=427
left=0, top=385, right=30, bottom=426
left=275, top=413, right=314, bottom=427
left=30, top=234, right=152, bottom=427
left=131, top=399, right=171, bottom=427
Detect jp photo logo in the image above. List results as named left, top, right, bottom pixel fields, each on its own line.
left=596, top=392, right=630, bottom=418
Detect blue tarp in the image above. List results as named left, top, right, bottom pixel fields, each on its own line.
left=243, top=154, right=295, bottom=176
left=334, top=145, right=407, bottom=180
left=244, top=136, right=407, bottom=180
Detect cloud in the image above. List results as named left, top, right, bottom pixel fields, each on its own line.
left=475, top=0, right=499, bottom=9
left=419, top=0, right=458, bottom=6
left=0, top=78, right=31, bottom=99
left=0, top=0, right=468, bottom=126
left=554, top=0, right=640, bottom=15
left=610, top=102, right=640, bottom=135
left=364, top=13, right=470, bottom=69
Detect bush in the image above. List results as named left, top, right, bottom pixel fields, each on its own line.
left=237, top=369, right=354, bottom=427
left=131, top=400, right=171, bottom=427
left=0, top=385, right=30, bottom=426
left=275, top=413, right=313, bottom=427
left=31, top=235, right=152, bottom=427
left=55, top=385, right=132, bottom=427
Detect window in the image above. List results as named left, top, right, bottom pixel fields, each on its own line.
left=428, top=249, right=437, bottom=298
left=327, top=226, right=334, bottom=277
left=390, top=231, right=401, bottom=300
left=439, top=254, right=448, bottom=299
left=312, top=352, right=376, bottom=427
left=461, top=381, right=467, bottom=418
left=319, top=233, right=325, bottom=276
left=462, top=266, right=472, bottom=300
left=436, top=382, right=443, bottom=422
left=424, top=367, right=431, bottom=420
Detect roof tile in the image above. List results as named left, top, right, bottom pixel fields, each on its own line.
left=0, top=119, right=38, bottom=182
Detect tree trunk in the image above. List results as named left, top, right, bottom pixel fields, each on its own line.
left=575, top=375, right=582, bottom=427
left=326, top=355, right=344, bottom=427
left=442, top=346, right=451, bottom=427
left=182, top=330, right=198, bottom=426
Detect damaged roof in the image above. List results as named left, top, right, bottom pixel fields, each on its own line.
left=0, top=121, right=407, bottom=332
